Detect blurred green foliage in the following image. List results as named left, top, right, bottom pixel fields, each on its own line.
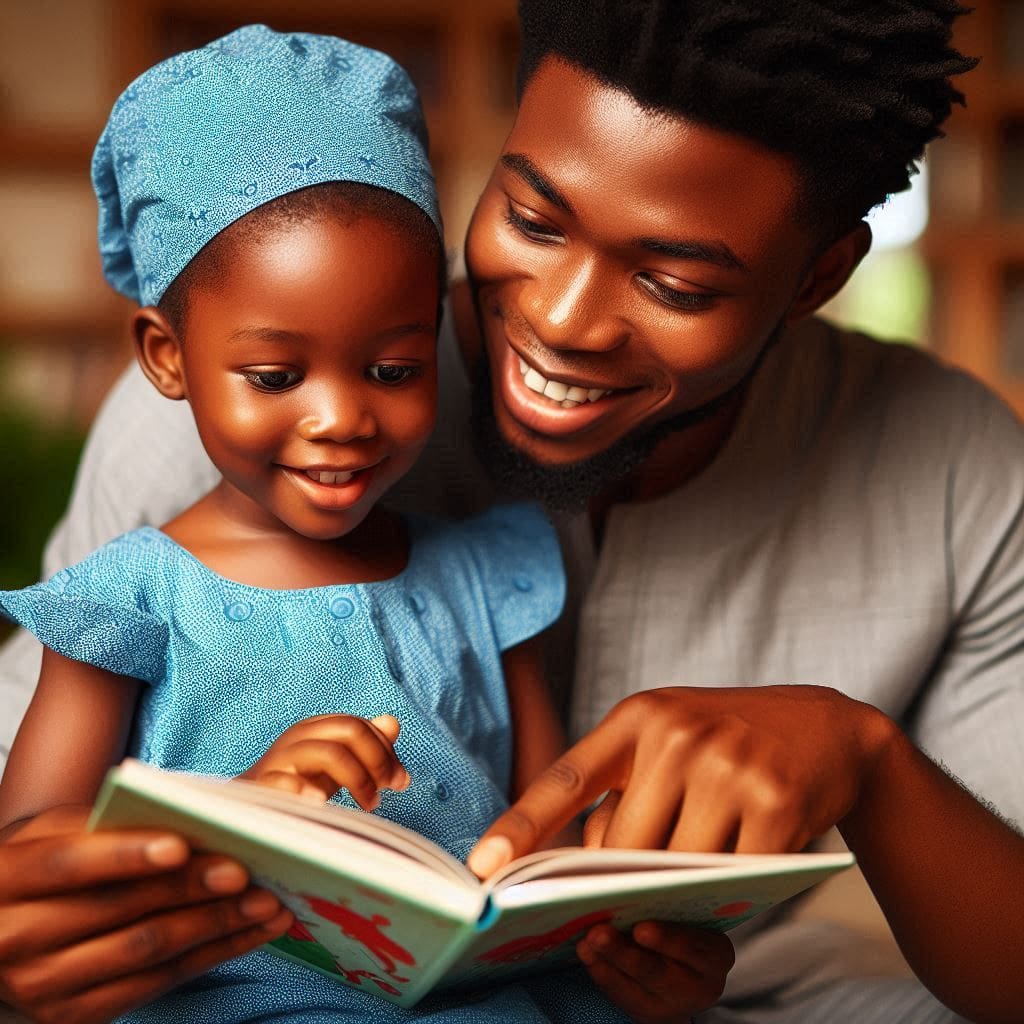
left=0, top=407, right=85, bottom=638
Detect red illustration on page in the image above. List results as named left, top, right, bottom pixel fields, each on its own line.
left=476, top=908, right=619, bottom=965
left=301, top=893, right=417, bottom=983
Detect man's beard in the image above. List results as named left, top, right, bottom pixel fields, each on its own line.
left=469, top=327, right=780, bottom=514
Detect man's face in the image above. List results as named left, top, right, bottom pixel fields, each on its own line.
left=465, top=57, right=822, bottom=471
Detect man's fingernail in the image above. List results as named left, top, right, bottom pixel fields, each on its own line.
left=240, top=890, right=280, bottom=919
left=467, top=836, right=513, bottom=877
left=203, top=861, right=247, bottom=892
left=144, top=836, right=189, bottom=866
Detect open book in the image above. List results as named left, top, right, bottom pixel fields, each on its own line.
left=89, top=759, right=854, bottom=1008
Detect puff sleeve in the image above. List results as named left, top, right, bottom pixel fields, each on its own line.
left=0, top=535, right=169, bottom=685
left=459, top=502, right=566, bottom=651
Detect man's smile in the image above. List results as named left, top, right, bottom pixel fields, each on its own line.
left=516, top=355, right=613, bottom=408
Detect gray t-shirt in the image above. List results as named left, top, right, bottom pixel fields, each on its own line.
left=1, top=313, right=1017, bottom=1024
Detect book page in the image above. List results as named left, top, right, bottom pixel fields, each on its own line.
left=444, top=854, right=854, bottom=991
left=114, top=759, right=475, bottom=886
left=488, top=846, right=854, bottom=890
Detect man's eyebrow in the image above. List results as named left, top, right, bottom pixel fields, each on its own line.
left=501, top=153, right=574, bottom=215
left=636, top=237, right=749, bottom=274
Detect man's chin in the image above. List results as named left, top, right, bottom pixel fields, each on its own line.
left=471, top=359, right=693, bottom=513
left=468, top=332, right=778, bottom=513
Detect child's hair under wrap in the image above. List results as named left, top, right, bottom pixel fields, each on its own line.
left=91, top=24, right=442, bottom=308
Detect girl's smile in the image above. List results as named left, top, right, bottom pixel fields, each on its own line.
left=137, top=208, right=441, bottom=546
left=280, top=460, right=385, bottom=512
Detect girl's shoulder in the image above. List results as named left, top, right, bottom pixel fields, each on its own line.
left=42, top=526, right=187, bottom=595
left=404, top=503, right=566, bottom=651
left=0, top=527, right=178, bottom=684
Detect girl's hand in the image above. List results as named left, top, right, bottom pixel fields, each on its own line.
left=577, top=921, right=734, bottom=1023
left=239, top=713, right=410, bottom=807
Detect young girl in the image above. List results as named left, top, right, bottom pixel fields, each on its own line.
left=0, top=25, right=711, bottom=1024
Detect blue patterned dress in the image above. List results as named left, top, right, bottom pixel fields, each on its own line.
left=0, top=503, right=627, bottom=1023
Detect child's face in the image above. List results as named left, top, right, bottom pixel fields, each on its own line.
left=170, top=212, right=439, bottom=541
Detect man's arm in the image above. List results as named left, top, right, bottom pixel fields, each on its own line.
left=0, top=362, right=216, bottom=771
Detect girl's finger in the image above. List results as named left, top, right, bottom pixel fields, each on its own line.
left=284, top=740, right=385, bottom=809
left=287, top=718, right=409, bottom=790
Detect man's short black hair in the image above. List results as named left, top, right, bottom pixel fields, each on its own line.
left=517, top=0, right=978, bottom=240
left=159, top=182, right=445, bottom=336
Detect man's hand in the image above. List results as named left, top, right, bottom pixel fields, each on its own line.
left=468, top=685, right=894, bottom=876
left=578, top=921, right=734, bottom=1024
left=239, top=713, right=410, bottom=806
left=0, top=806, right=292, bottom=1024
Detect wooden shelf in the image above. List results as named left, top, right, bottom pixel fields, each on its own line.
left=925, top=0, right=1024, bottom=415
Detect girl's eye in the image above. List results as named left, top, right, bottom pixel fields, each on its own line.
left=636, top=273, right=718, bottom=312
left=242, top=369, right=302, bottom=392
left=367, top=364, right=421, bottom=386
left=505, top=203, right=563, bottom=243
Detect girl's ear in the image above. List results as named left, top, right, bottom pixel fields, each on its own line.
left=133, top=306, right=187, bottom=400
left=784, top=222, right=872, bottom=325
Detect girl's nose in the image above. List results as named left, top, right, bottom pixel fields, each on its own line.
left=296, top=388, right=377, bottom=443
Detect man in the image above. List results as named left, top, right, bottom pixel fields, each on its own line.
left=1, top=2, right=1022, bottom=1022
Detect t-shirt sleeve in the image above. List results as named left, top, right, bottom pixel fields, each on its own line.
left=906, top=379, right=1024, bottom=829
left=462, top=502, right=566, bottom=651
left=0, top=538, right=169, bottom=685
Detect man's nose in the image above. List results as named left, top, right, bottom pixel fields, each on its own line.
left=297, top=385, right=377, bottom=443
left=523, top=256, right=629, bottom=353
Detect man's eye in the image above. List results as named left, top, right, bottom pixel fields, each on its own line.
left=242, top=370, right=302, bottom=392
left=636, top=274, right=718, bottom=312
left=367, top=364, right=421, bottom=386
left=505, top=203, right=562, bottom=242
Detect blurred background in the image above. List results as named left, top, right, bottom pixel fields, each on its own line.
left=0, top=0, right=1019, bottom=605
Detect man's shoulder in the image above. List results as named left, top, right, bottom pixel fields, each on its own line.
left=776, top=317, right=1022, bottom=451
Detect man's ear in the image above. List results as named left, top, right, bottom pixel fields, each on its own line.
left=785, top=222, right=872, bottom=324
left=132, top=306, right=187, bottom=400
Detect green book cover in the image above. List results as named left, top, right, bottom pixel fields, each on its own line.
left=89, top=760, right=855, bottom=1009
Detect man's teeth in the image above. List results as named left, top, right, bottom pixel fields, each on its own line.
left=305, top=469, right=355, bottom=485
left=518, top=358, right=611, bottom=408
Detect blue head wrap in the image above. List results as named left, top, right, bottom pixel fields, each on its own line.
left=92, top=24, right=441, bottom=306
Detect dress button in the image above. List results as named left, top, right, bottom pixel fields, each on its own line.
left=329, top=596, right=355, bottom=619
left=512, top=575, right=533, bottom=593
left=434, top=781, right=451, bottom=802
left=408, top=592, right=426, bottom=614
left=330, top=631, right=347, bottom=647
left=224, top=600, right=252, bottom=622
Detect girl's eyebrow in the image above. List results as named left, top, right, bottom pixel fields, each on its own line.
left=227, top=327, right=309, bottom=343
left=227, top=324, right=436, bottom=343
